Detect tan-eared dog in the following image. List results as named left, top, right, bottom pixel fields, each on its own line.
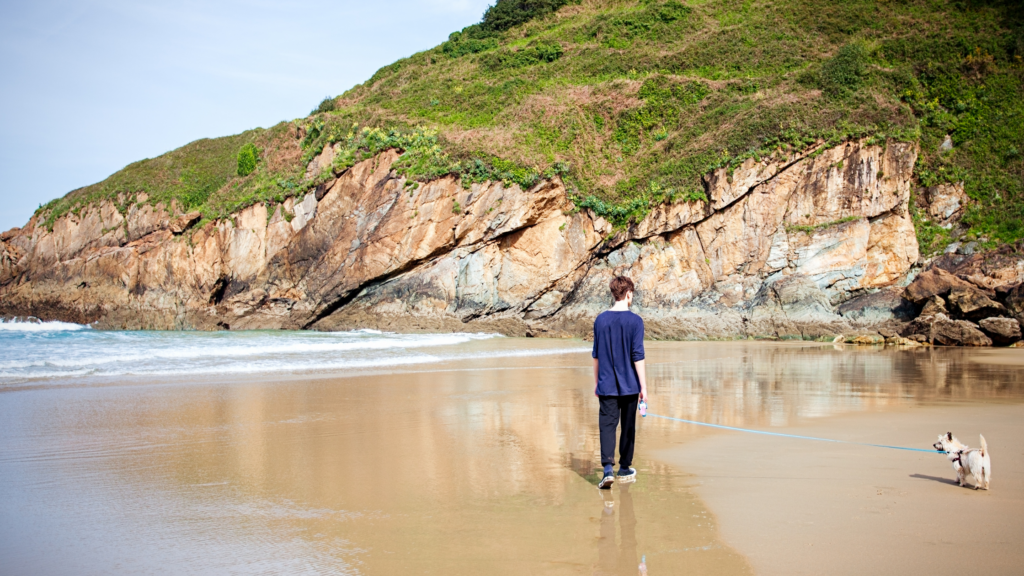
left=934, top=432, right=991, bottom=490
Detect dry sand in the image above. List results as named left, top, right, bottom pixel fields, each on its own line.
left=656, top=402, right=1024, bottom=575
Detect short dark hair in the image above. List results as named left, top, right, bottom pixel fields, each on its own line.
left=609, top=276, right=634, bottom=301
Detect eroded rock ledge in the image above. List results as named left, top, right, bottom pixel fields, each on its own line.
left=3, top=138, right=999, bottom=340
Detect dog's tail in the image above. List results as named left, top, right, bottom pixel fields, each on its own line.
left=979, top=434, right=988, bottom=457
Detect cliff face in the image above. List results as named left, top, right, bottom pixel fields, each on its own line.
left=1, top=139, right=926, bottom=337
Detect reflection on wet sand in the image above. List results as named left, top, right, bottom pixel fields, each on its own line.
left=1, top=340, right=1022, bottom=575
left=645, top=342, right=1024, bottom=431
left=595, top=486, right=640, bottom=576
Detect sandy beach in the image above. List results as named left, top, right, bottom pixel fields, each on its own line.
left=2, top=336, right=1023, bottom=575
left=656, top=403, right=1024, bottom=575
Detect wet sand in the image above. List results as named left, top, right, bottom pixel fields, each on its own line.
left=0, top=339, right=750, bottom=576
left=2, top=339, right=1023, bottom=575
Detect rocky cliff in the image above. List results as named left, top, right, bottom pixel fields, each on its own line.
left=5, top=137, right=976, bottom=339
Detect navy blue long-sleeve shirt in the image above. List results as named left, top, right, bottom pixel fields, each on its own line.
left=591, top=310, right=645, bottom=396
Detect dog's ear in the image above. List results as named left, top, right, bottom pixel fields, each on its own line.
left=947, top=432, right=953, bottom=440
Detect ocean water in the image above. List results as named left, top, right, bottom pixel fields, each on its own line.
left=0, top=319, right=587, bottom=386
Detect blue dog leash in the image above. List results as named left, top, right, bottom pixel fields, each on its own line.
left=646, top=412, right=940, bottom=454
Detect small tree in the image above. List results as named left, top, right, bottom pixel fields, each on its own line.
left=237, top=143, right=259, bottom=177
left=312, top=96, right=336, bottom=115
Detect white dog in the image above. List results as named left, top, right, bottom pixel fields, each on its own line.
left=934, top=432, right=991, bottom=490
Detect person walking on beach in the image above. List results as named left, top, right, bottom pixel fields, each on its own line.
left=592, top=276, right=647, bottom=489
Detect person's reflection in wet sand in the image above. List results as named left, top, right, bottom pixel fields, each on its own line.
left=595, top=485, right=645, bottom=575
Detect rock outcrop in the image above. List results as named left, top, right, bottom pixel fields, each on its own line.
left=901, top=313, right=992, bottom=346
left=897, top=246, right=1024, bottom=346
left=0, top=138, right=941, bottom=338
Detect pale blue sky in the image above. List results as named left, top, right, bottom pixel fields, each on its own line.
left=0, top=0, right=492, bottom=232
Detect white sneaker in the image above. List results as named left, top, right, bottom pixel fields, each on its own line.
left=597, top=474, right=615, bottom=489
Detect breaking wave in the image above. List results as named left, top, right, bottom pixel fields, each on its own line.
left=0, top=327, right=586, bottom=385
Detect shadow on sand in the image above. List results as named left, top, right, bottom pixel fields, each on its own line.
left=909, top=473, right=959, bottom=486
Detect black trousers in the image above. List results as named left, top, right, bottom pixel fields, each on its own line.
left=598, top=394, right=639, bottom=469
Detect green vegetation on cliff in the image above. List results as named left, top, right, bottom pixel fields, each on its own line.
left=34, top=0, right=1024, bottom=252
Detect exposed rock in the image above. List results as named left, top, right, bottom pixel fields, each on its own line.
left=290, top=193, right=318, bottom=232
left=1005, top=283, right=1024, bottom=317
left=837, top=287, right=915, bottom=323
left=931, top=245, right=1024, bottom=291
left=943, top=319, right=992, bottom=347
left=0, top=139, right=924, bottom=337
left=920, top=295, right=947, bottom=316
left=169, top=211, right=202, bottom=235
left=940, top=135, right=953, bottom=152
left=925, top=182, right=968, bottom=226
left=305, top=143, right=338, bottom=180
left=994, top=283, right=1019, bottom=302
left=903, top=268, right=975, bottom=304
left=127, top=202, right=177, bottom=242
left=978, top=317, right=1021, bottom=345
left=902, top=313, right=992, bottom=346
left=946, top=287, right=1006, bottom=320
left=1010, top=341, right=1024, bottom=348
left=845, top=333, right=884, bottom=345
left=627, top=199, right=706, bottom=239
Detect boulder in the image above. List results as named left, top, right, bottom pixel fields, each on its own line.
left=930, top=244, right=1024, bottom=291
left=845, top=333, right=884, bottom=345
left=995, top=283, right=1020, bottom=303
left=837, top=287, right=915, bottom=323
left=903, top=268, right=974, bottom=304
left=961, top=241, right=980, bottom=255
left=920, top=295, right=947, bottom=316
left=902, top=313, right=992, bottom=346
left=978, top=317, right=1021, bottom=345
left=947, top=287, right=1007, bottom=320
left=1006, top=283, right=1024, bottom=317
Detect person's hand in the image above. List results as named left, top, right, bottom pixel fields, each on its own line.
left=639, top=387, right=647, bottom=402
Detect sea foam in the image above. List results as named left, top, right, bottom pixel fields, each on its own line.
left=0, top=319, right=90, bottom=332
left=0, top=327, right=585, bottom=384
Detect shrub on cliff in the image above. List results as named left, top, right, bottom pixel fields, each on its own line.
left=236, top=143, right=259, bottom=177
left=311, top=96, right=336, bottom=115
left=442, top=34, right=498, bottom=58
left=481, top=41, right=563, bottom=71
left=583, top=0, right=691, bottom=48
left=819, top=44, right=867, bottom=96
left=479, top=0, right=574, bottom=34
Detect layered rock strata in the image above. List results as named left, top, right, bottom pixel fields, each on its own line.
left=1, top=139, right=930, bottom=337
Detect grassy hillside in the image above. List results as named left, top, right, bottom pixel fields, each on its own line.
left=35, top=0, right=1024, bottom=254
